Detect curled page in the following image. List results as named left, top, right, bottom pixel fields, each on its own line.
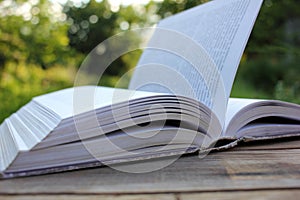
left=129, top=0, right=263, bottom=124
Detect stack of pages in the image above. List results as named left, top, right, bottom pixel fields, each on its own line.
left=1, top=0, right=300, bottom=178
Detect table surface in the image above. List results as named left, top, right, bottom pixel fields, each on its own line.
left=1, top=137, right=300, bottom=200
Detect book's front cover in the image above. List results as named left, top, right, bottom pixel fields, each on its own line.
left=1, top=146, right=199, bottom=179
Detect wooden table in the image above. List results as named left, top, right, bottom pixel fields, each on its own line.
left=1, top=137, right=300, bottom=200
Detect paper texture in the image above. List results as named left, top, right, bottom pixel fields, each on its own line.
left=129, top=0, right=263, bottom=123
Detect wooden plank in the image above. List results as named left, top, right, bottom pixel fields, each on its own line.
left=1, top=190, right=300, bottom=200
left=0, top=140, right=299, bottom=194
left=180, top=190, right=300, bottom=200
left=0, top=194, right=175, bottom=200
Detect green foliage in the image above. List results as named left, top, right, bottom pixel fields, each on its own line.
left=232, top=0, right=300, bottom=103
left=156, top=0, right=208, bottom=18
left=246, top=0, right=300, bottom=55
left=0, top=0, right=78, bottom=69
left=65, top=0, right=118, bottom=53
left=231, top=79, right=271, bottom=100
left=63, top=0, right=155, bottom=77
left=0, top=63, right=75, bottom=122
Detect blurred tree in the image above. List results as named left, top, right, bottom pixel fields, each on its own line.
left=234, top=0, right=300, bottom=102
left=0, top=0, right=76, bottom=69
left=156, top=0, right=208, bottom=18
left=64, top=0, right=117, bottom=53
left=63, top=0, right=159, bottom=80
left=0, top=0, right=77, bottom=123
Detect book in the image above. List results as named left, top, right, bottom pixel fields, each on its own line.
left=1, top=0, right=299, bottom=178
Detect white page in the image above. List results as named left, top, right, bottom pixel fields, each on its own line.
left=224, top=98, right=263, bottom=131
left=224, top=98, right=300, bottom=137
left=129, top=0, right=263, bottom=124
left=33, top=86, right=162, bottom=119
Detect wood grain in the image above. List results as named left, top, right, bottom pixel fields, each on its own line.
left=180, top=190, right=300, bottom=200
left=1, top=190, right=300, bottom=200
left=0, top=195, right=175, bottom=200
left=0, top=138, right=299, bottom=199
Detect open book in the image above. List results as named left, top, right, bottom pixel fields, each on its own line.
left=1, top=0, right=299, bottom=178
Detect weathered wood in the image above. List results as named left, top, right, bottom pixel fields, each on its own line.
left=0, top=139, right=299, bottom=195
left=1, top=190, right=300, bottom=200
left=180, top=190, right=300, bottom=200
left=0, top=194, right=175, bottom=200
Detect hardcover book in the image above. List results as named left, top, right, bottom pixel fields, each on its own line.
left=1, top=0, right=299, bottom=178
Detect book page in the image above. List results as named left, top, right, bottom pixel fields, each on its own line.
left=224, top=98, right=300, bottom=138
left=224, top=98, right=263, bottom=130
left=129, top=0, right=263, bottom=123
left=33, top=86, right=162, bottom=119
